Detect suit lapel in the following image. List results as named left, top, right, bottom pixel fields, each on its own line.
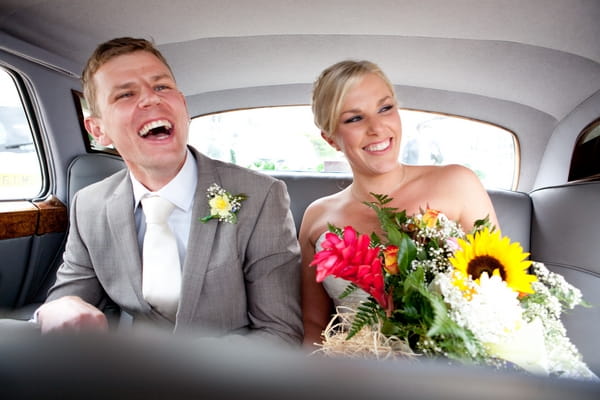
left=176, top=149, right=219, bottom=325
left=105, top=173, right=149, bottom=311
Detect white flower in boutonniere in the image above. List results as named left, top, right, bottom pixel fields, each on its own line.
left=200, top=183, right=248, bottom=224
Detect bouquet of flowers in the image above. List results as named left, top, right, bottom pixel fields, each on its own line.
left=311, top=193, right=597, bottom=380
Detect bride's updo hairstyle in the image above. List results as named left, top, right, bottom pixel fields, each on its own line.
left=312, top=60, right=397, bottom=139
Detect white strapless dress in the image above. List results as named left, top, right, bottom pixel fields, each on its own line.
left=316, top=232, right=369, bottom=308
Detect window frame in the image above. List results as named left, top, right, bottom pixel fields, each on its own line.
left=0, top=65, right=48, bottom=201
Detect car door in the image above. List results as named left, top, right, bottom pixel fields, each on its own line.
left=0, top=64, right=68, bottom=318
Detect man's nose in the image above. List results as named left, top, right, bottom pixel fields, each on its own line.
left=139, top=87, right=161, bottom=108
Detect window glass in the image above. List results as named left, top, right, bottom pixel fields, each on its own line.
left=0, top=68, right=43, bottom=200
left=73, top=90, right=118, bottom=154
left=190, top=106, right=517, bottom=189
left=569, top=118, right=600, bottom=182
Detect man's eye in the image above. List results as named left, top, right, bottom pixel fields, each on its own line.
left=155, top=85, right=170, bottom=91
left=115, top=92, right=133, bottom=100
left=343, top=115, right=362, bottom=124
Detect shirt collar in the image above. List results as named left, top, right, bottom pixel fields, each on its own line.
left=131, top=148, right=198, bottom=212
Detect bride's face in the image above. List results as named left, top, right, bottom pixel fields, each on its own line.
left=328, top=73, right=402, bottom=176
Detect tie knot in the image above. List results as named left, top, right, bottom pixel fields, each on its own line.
left=142, top=195, right=175, bottom=224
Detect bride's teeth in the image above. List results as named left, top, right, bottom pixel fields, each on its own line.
left=138, top=120, right=173, bottom=137
left=365, top=139, right=390, bottom=152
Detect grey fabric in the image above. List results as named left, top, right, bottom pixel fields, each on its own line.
left=66, top=161, right=533, bottom=247
left=51, top=148, right=303, bottom=345
left=67, top=153, right=125, bottom=205
left=487, top=188, right=532, bottom=252
left=272, top=173, right=532, bottom=252
left=530, top=181, right=600, bottom=375
left=272, top=172, right=352, bottom=234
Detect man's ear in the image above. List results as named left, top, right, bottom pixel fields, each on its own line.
left=84, top=116, right=112, bottom=147
left=321, top=131, right=340, bottom=151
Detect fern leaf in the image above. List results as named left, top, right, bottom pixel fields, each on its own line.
left=346, top=301, right=382, bottom=339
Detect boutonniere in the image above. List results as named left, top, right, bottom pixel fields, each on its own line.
left=200, top=183, right=248, bottom=224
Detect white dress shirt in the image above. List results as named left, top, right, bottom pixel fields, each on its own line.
left=131, top=149, right=198, bottom=267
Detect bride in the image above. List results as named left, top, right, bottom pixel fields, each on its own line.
left=299, top=60, right=500, bottom=348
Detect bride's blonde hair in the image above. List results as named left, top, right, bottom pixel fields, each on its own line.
left=312, top=60, right=397, bottom=138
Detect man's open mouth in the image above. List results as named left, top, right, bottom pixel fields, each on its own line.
left=138, top=120, right=173, bottom=138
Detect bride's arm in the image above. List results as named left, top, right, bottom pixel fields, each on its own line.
left=299, top=203, right=334, bottom=349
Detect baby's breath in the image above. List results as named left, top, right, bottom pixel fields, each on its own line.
left=200, top=183, right=247, bottom=224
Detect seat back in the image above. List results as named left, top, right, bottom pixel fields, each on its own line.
left=530, top=181, right=600, bottom=374
left=67, top=153, right=126, bottom=204
left=273, top=173, right=532, bottom=252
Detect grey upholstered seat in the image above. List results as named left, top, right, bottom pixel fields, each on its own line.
left=275, top=172, right=532, bottom=252
left=67, top=153, right=125, bottom=204
left=530, top=181, right=600, bottom=375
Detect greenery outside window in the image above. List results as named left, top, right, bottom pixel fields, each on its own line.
left=189, top=106, right=517, bottom=190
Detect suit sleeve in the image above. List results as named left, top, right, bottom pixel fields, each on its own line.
left=242, top=179, right=303, bottom=346
left=45, top=191, right=106, bottom=306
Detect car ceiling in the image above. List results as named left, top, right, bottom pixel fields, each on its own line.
left=0, top=0, right=600, bottom=139
left=1, top=0, right=599, bottom=123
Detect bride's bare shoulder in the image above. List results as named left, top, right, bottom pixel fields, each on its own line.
left=300, top=189, right=350, bottom=240
left=305, top=188, right=349, bottom=212
left=408, top=164, right=477, bottom=185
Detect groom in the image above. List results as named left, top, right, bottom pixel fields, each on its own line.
left=35, top=37, right=303, bottom=346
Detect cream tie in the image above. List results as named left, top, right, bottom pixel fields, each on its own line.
left=141, top=195, right=181, bottom=320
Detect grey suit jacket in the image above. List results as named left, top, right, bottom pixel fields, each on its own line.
left=47, top=147, right=303, bottom=345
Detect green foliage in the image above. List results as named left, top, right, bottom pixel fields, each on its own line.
left=340, top=283, right=359, bottom=299
left=347, top=301, right=384, bottom=339
left=344, top=193, right=485, bottom=361
left=250, top=159, right=276, bottom=170
left=363, top=193, right=416, bottom=275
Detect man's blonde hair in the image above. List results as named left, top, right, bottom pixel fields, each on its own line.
left=82, top=37, right=174, bottom=116
left=312, top=60, right=396, bottom=138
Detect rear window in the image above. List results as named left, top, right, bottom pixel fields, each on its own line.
left=189, top=106, right=517, bottom=190
left=569, top=118, right=600, bottom=182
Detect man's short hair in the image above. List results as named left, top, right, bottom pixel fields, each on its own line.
left=82, top=37, right=173, bottom=116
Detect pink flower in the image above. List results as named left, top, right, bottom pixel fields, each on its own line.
left=311, top=226, right=388, bottom=308
left=446, top=237, right=460, bottom=252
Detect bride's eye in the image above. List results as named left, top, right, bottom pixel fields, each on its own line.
left=343, top=115, right=362, bottom=124
left=379, top=105, right=394, bottom=113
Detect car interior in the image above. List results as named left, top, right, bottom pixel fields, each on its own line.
left=0, top=0, right=599, bottom=397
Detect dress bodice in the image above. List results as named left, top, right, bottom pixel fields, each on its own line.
left=316, top=232, right=369, bottom=308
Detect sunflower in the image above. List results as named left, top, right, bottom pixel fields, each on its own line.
left=449, top=228, right=537, bottom=294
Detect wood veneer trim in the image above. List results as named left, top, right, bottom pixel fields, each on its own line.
left=0, top=196, right=68, bottom=239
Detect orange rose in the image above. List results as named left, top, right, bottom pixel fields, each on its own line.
left=383, top=245, right=399, bottom=275
left=423, top=209, right=441, bottom=227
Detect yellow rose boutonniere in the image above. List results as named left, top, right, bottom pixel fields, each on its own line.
left=200, top=183, right=247, bottom=224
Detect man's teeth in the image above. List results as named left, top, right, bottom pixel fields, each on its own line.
left=365, top=139, right=390, bottom=152
left=138, top=120, right=173, bottom=137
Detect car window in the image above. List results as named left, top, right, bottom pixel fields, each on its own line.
left=73, top=90, right=118, bottom=154
left=189, top=106, right=517, bottom=190
left=0, top=67, right=43, bottom=200
left=569, top=118, right=600, bottom=182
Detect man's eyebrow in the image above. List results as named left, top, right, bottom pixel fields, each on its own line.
left=150, top=73, right=174, bottom=82
left=109, top=73, right=175, bottom=94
